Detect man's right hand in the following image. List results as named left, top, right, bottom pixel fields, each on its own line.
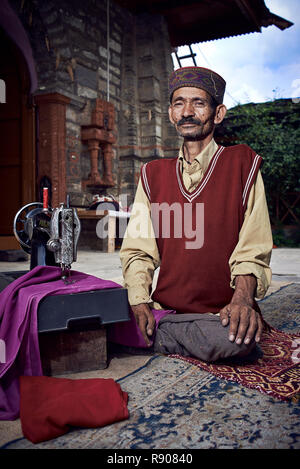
left=131, top=303, right=156, bottom=347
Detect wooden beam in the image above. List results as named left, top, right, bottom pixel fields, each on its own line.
left=234, top=0, right=261, bottom=31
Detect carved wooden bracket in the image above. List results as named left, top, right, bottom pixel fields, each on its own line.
left=81, top=99, right=116, bottom=189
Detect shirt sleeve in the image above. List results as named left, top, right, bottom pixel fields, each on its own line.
left=229, top=170, right=273, bottom=299
left=119, top=178, right=161, bottom=306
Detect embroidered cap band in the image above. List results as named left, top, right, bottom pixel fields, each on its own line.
left=169, top=66, right=226, bottom=104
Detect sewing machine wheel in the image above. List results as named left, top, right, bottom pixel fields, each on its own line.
left=13, top=202, right=45, bottom=254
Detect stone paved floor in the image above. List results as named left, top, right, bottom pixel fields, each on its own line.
left=0, top=248, right=299, bottom=446
left=1, top=248, right=299, bottom=285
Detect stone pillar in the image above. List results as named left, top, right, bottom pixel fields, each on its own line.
left=35, top=92, right=70, bottom=207
left=118, top=13, right=181, bottom=204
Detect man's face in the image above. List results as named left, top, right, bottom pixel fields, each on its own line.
left=168, top=87, right=217, bottom=140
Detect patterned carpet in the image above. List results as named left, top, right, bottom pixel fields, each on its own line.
left=170, top=285, right=300, bottom=402
left=3, top=284, right=300, bottom=449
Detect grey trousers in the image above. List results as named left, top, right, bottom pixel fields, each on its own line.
left=153, top=313, right=258, bottom=363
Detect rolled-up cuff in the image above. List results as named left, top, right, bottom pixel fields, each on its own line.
left=127, top=286, right=152, bottom=306
left=231, top=262, right=272, bottom=299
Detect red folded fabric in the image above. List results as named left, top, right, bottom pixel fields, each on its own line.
left=20, top=375, right=129, bottom=443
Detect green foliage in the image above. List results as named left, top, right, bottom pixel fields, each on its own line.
left=215, top=99, right=300, bottom=227
left=272, top=226, right=300, bottom=247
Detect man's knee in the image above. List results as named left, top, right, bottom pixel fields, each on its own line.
left=190, top=319, right=257, bottom=362
left=153, top=316, right=258, bottom=362
left=209, top=336, right=256, bottom=362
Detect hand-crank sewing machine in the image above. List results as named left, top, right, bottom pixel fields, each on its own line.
left=2, top=189, right=130, bottom=375
left=13, top=189, right=81, bottom=281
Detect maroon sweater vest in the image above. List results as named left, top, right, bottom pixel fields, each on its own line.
left=140, top=144, right=262, bottom=314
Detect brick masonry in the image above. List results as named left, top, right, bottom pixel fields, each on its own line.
left=9, top=0, right=181, bottom=210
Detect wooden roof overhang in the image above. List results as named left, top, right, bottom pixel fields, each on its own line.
left=114, top=0, right=293, bottom=47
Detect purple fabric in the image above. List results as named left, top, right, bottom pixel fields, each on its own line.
left=0, top=266, right=120, bottom=420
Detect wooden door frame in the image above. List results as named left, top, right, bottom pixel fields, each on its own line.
left=0, top=34, right=36, bottom=250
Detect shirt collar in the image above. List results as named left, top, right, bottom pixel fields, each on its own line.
left=179, top=139, right=219, bottom=170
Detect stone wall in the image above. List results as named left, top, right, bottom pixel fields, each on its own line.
left=118, top=12, right=181, bottom=205
left=9, top=0, right=180, bottom=209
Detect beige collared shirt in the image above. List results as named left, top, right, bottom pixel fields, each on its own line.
left=120, top=139, right=273, bottom=308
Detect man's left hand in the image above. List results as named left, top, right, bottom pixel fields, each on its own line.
left=219, top=274, right=263, bottom=345
left=219, top=301, right=263, bottom=345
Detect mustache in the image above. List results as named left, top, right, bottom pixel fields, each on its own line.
left=177, top=117, right=202, bottom=126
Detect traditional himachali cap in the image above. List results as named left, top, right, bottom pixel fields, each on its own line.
left=169, top=66, right=226, bottom=104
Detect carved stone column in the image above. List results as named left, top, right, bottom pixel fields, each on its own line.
left=35, top=92, right=70, bottom=207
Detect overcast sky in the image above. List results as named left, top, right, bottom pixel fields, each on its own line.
left=172, top=0, right=300, bottom=109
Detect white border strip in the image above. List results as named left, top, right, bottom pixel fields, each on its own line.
left=242, top=154, right=260, bottom=206
left=142, top=163, right=151, bottom=200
